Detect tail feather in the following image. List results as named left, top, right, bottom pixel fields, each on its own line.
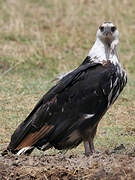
left=7, top=115, right=54, bottom=154
left=16, top=124, right=54, bottom=150
left=17, top=146, right=34, bottom=155
left=7, top=119, right=33, bottom=152
left=7, top=97, right=45, bottom=153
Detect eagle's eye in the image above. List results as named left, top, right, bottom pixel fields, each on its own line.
left=99, top=26, right=104, bottom=32
left=111, top=26, right=116, bottom=32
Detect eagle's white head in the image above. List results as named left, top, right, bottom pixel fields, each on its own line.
left=97, top=22, right=119, bottom=48
left=88, top=22, right=119, bottom=64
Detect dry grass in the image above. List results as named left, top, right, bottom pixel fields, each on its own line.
left=0, top=0, right=135, bottom=155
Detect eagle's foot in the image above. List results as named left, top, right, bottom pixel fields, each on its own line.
left=83, top=140, right=95, bottom=156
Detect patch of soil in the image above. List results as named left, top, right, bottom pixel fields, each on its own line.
left=0, top=151, right=135, bottom=180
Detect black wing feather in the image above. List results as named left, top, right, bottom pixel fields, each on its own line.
left=8, top=62, right=101, bottom=151
left=8, top=60, right=123, bottom=152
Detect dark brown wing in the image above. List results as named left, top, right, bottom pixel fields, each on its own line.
left=7, top=62, right=101, bottom=152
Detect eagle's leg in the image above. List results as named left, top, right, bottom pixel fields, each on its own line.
left=83, top=138, right=95, bottom=156
left=89, top=137, right=95, bottom=153
left=82, top=124, right=98, bottom=156
left=88, top=125, right=98, bottom=153
left=83, top=141, right=91, bottom=156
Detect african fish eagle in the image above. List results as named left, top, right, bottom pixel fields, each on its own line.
left=2, top=22, right=127, bottom=156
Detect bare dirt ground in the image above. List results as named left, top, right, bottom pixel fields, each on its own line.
left=0, top=149, right=135, bottom=180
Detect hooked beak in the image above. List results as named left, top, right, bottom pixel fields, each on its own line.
left=104, top=26, right=110, bottom=36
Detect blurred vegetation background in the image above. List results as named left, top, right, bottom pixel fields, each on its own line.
left=0, top=0, right=135, bottom=154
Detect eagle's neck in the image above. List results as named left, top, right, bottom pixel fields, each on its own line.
left=88, top=38, right=119, bottom=65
